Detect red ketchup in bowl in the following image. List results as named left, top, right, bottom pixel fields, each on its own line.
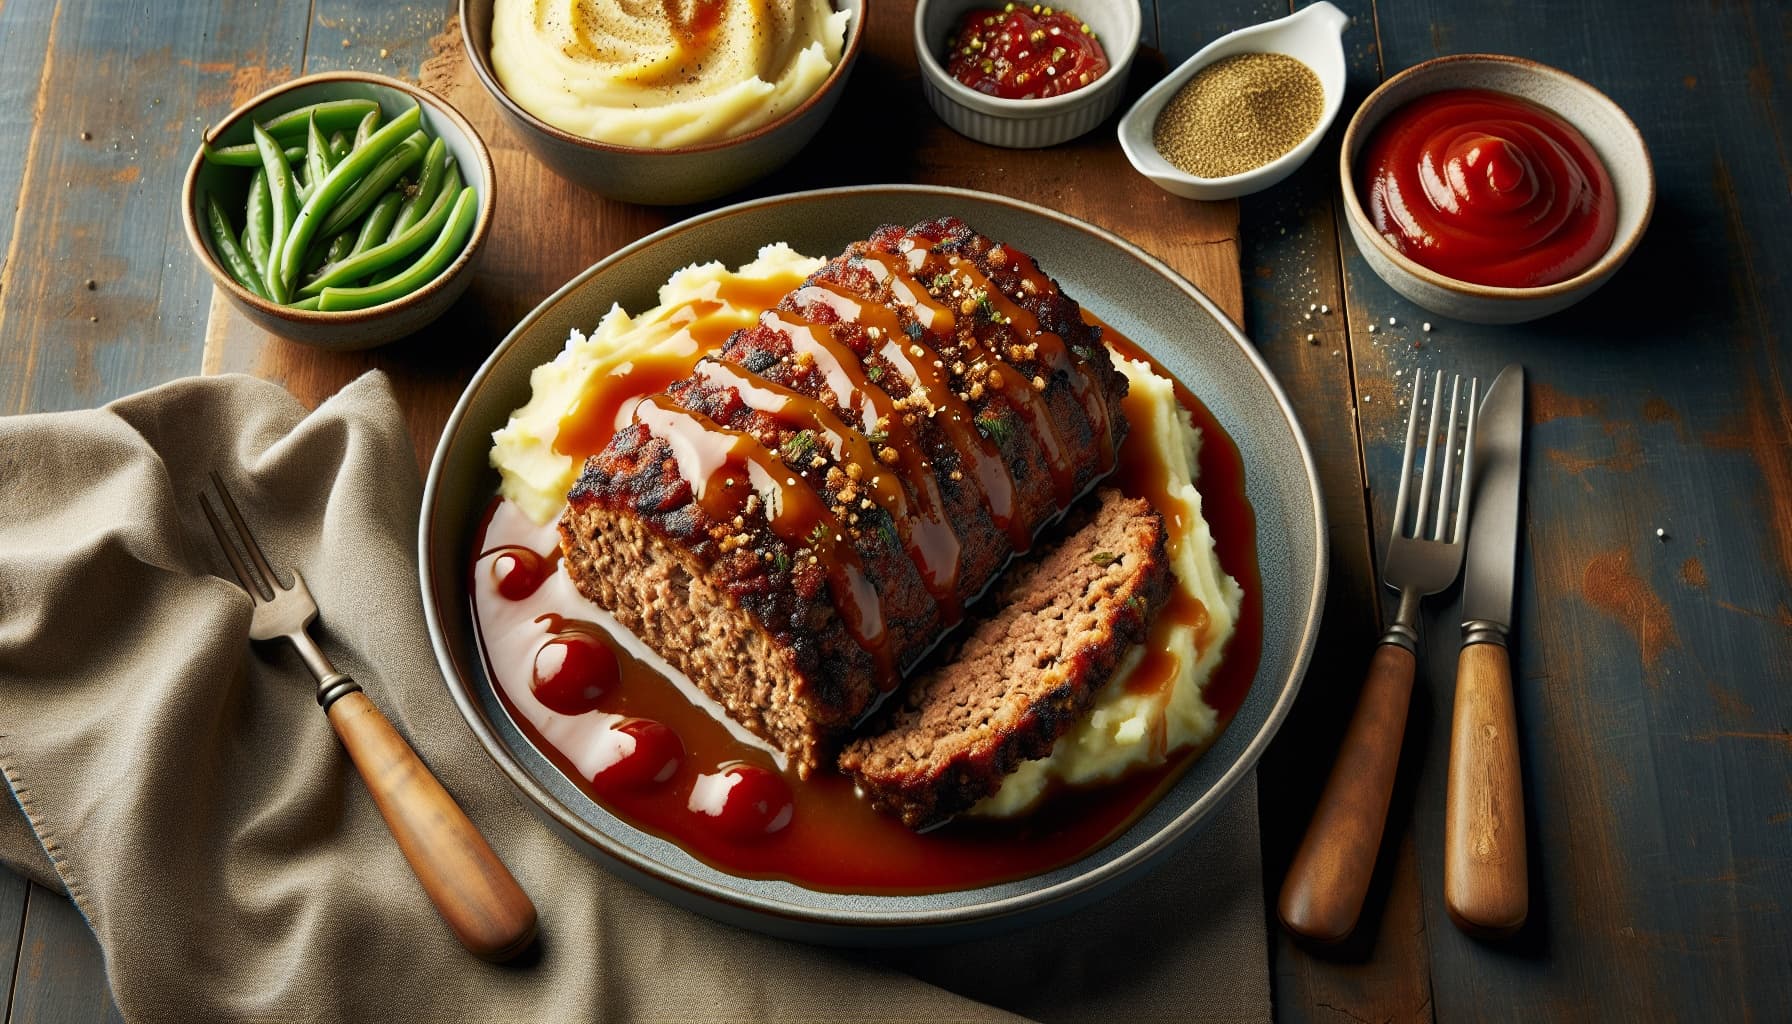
left=1357, top=89, right=1617, bottom=288
left=945, top=5, right=1109, bottom=100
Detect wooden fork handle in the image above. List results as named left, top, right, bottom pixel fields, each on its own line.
left=327, top=690, right=538, bottom=961
left=1445, top=640, right=1528, bottom=937
left=1278, top=642, right=1415, bottom=944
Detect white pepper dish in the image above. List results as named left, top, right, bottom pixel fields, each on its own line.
left=1118, top=2, right=1348, bottom=200
left=914, top=0, right=1141, bottom=149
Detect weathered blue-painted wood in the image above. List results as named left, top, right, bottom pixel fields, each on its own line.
left=0, top=0, right=313, bottom=1016
left=0, top=0, right=311, bottom=415
left=1343, top=1, right=1792, bottom=1019
left=7, top=884, right=122, bottom=1024
left=1200, top=0, right=1447, bottom=1018
left=0, top=870, right=24, bottom=1022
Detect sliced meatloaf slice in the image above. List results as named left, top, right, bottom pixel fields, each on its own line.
left=837, top=490, right=1173, bottom=829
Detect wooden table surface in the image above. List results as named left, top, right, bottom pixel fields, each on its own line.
left=2, top=0, right=1788, bottom=1021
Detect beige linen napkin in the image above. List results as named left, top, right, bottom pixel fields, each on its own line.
left=0, top=371, right=1270, bottom=1023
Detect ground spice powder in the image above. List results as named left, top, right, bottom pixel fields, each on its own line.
left=1153, top=52, right=1323, bottom=178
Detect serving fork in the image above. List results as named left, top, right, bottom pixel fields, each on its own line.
left=1278, top=369, right=1478, bottom=944
left=199, top=472, right=537, bottom=962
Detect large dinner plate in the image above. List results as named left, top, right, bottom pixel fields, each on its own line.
left=421, top=185, right=1326, bottom=945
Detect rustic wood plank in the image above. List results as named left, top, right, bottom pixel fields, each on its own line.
left=0, top=0, right=314, bottom=1013
left=1165, top=0, right=1437, bottom=1020
left=6, top=885, right=121, bottom=1024
left=201, top=0, right=1243, bottom=473
left=1342, top=1, right=1792, bottom=1020
left=0, top=870, right=24, bottom=1022
left=0, top=0, right=312, bottom=415
left=0, top=0, right=62, bottom=354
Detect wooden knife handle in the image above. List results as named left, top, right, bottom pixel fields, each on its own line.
left=1444, top=641, right=1528, bottom=937
left=327, top=690, right=538, bottom=961
left=1278, top=642, right=1415, bottom=943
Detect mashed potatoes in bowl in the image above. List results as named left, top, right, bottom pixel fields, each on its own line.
left=491, top=0, right=850, bottom=149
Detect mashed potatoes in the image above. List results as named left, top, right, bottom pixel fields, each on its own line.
left=972, top=354, right=1244, bottom=817
left=491, top=243, right=824, bottom=524
left=491, top=0, right=849, bottom=149
left=491, top=248, right=1243, bottom=817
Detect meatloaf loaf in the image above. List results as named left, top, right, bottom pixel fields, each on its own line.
left=560, top=217, right=1128, bottom=776
left=838, top=490, right=1173, bottom=829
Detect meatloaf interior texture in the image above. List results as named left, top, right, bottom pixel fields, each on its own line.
left=837, top=490, right=1173, bottom=829
left=560, top=217, right=1129, bottom=777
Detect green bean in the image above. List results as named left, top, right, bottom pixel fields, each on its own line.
left=243, top=168, right=271, bottom=273
left=301, top=231, right=339, bottom=279
left=206, top=195, right=267, bottom=299
left=274, top=104, right=422, bottom=296
left=305, top=112, right=334, bottom=189
left=328, top=131, right=350, bottom=163
left=317, top=187, right=476, bottom=311
left=326, top=231, right=354, bottom=265
left=369, top=161, right=460, bottom=284
left=290, top=295, right=323, bottom=311
left=203, top=142, right=304, bottom=167
left=353, top=109, right=381, bottom=149
left=252, top=122, right=299, bottom=303
left=349, top=192, right=405, bottom=258
left=259, top=99, right=380, bottom=141
left=315, top=127, right=427, bottom=239
left=389, top=137, right=447, bottom=242
left=302, top=179, right=462, bottom=295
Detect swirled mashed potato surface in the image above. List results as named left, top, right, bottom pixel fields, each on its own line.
left=491, top=243, right=824, bottom=524
left=490, top=251, right=1242, bottom=816
left=491, top=0, right=849, bottom=149
left=972, top=354, right=1243, bottom=817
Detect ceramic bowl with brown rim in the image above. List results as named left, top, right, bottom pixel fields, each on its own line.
left=183, top=71, right=496, bottom=351
left=1340, top=53, right=1654, bottom=325
left=459, top=0, right=865, bottom=206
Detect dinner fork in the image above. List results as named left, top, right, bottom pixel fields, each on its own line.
left=199, top=472, right=537, bottom=962
left=1278, top=369, right=1478, bottom=944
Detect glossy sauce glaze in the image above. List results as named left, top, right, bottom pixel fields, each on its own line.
left=582, top=238, right=1116, bottom=690
left=553, top=271, right=807, bottom=460
left=1358, top=88, right=1617, bottom=288
left=472, top=308, right=1262, bottom=893
left=945, top=5, right=1110, bottom=100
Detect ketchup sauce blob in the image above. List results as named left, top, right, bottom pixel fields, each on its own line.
left=531, top=630, right=619, bottom=716
left=590, top=718, right=685, bottom=792
left=491, top=547, right=552, bottom=600
left=687, top=762, right=795, bottom=841
left=1358, top=89, right=1617, bottom=287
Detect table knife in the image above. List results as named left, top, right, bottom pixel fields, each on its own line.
left=1445, top=362, right=1529, bottom=937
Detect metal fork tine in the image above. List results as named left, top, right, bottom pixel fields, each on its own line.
left=1454, top=377, right=1481, bottom=545
left=1392, top=367, right=1422, bottom=538
left=1412, top=370, right=1445, bottom=536
left=1434, top=374, right=1463, bottom=540
left=199, top=493, right=263, bottom=603
left=209, top=471, right=284, bottom=593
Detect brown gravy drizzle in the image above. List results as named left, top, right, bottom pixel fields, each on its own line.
left=633, top=393, right=895, bottom=683
left=693, top=357, right=965, bottom=619
left=853, top=251, right=1029, bottom=548
left=622, top=235, right=1120, bottom=679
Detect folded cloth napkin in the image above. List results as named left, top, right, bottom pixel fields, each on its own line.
left=0, top=372, right=1270, bottom=1023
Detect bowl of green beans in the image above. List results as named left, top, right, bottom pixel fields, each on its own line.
left=183, top=71, right=495, bottom=350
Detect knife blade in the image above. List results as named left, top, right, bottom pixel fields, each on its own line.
left=1461, top=364, right=1525, bottom=640
left=1445, top=361, right=1528, bottom=938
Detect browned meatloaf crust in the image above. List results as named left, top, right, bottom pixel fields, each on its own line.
left=837, top=490, right=1172, bottom=829
left=560, top=217, right=1128, bottom=776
